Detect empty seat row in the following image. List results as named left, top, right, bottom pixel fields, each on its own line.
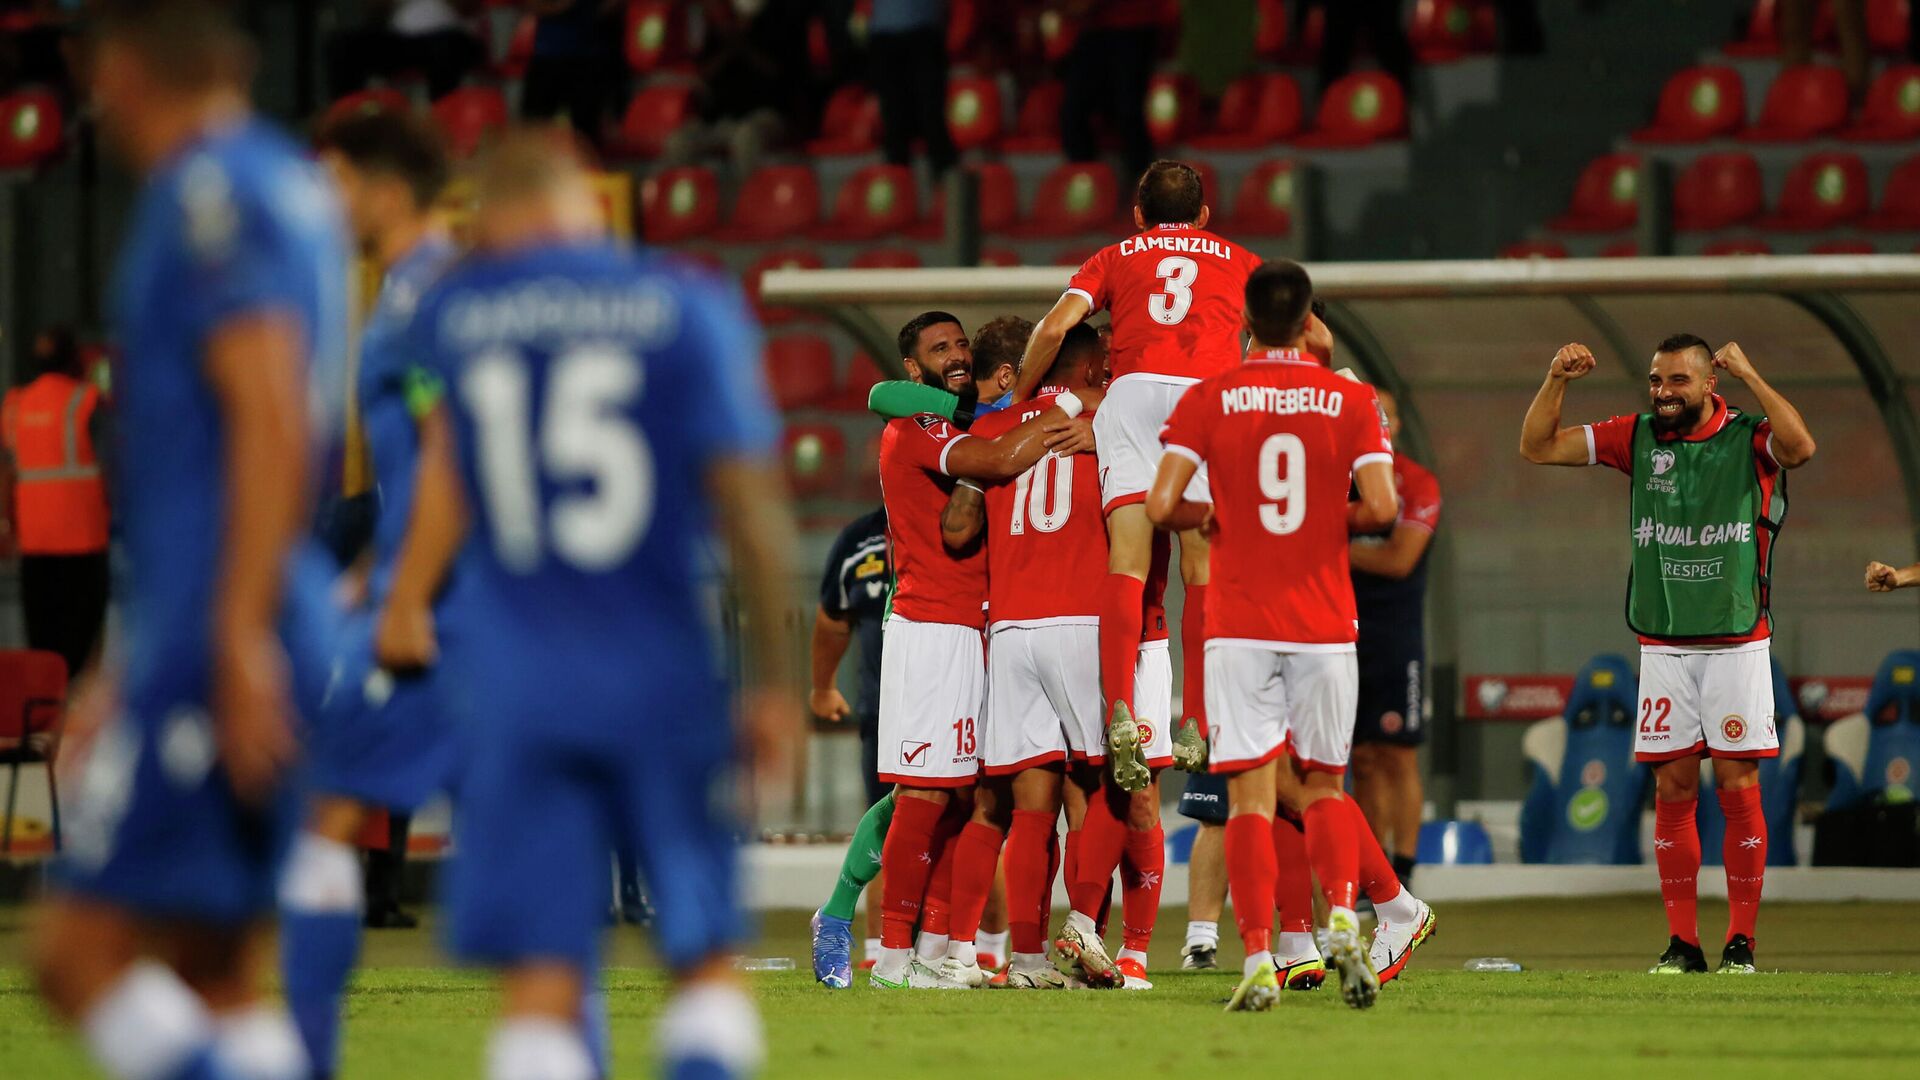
left=1725, top=0, right=1912, bottom=58
left=1550, top=150, right=1920, bottom=234
left=1637, top=63, right=1920, bottom=144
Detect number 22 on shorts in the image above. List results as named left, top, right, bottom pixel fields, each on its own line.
left=1639, top=697, right=1672, bottom=734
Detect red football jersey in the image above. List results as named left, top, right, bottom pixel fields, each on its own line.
left=878, top=414, right=987, bottom=627
left=1160, top=350, right=1394, bottom=647
left=1065, top=223, right=1262, bottom=382
left=972, top=391, right=1107, bottom=626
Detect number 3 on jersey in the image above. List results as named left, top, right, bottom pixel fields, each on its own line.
left=1258, top=432, right=1305, bottom=535
left=1149, top=256, right=1197, bottom=326
left=462, top=346, right=656, bottom=572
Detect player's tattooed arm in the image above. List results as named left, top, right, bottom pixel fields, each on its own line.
left=1714, top=342, right=1816, bottom=468
left=944, top=391, right=1098, bottom=481
left=1866, top=561, right=1920, bottom=592
left=709, top=457, right=806, bottom=788
left=376, top=406, right=468, bottom=671
left=1349, top=460, right=1400, bottom=533
left=1519, top=343, right=1599, bottom=466
left=941, top=481, right=986, bottom=550
left=1145, top=452, right=1213, bottom=533
left=1012, top=291, right=1093, bottom=403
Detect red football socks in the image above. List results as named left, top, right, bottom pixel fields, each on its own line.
left=1099, top=573, right=1146, bottom=724
left=1347, top=796, right=1404, bottom=905
left=1224, top=813, right=1277, bottom=957
left=1718, top=785, right=1767, bottom=943
left=1005, top=809, right=1054, bottom=956
left=1270, top=811, right=1315, bottom=934
left=1303, top=797, right=1359, bottom=912
left=947, top=822, right=1004, bottom=945
left=1120, top=824, right=1165, bottom=953
left=1069, top=788, right=1130, bottom=918
left=879, top=795, right=949, bottom=949
left=1181, top=584, right=1208, bottom=738
left=1653, top=796, right=1701, bottom=946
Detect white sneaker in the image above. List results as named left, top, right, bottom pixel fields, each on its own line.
left=1325, top=909, right=1380, bottom=1010
left=906, top=956, right=951, bottom=989
left=1368, top=898, right=1436, bottom=986
left=999, top=964, right=1068, bottom=989
left=934, top=954, right=987, bottom=989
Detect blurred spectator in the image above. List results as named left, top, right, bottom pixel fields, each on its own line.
left=1311, top=0, right=1413, bottom=97
left=520, top=0, right=623, bottom=147
left=670, top=0, right=820, bottom=171
left=1061, top=0, right=1157, bottom=184
left=326, top=0, right=486, bottom=101
left=0, top=325, right=110, bottom=680
left=1783, top=0, right=1867, bottom=102
left=867, top=0, right=956, bottom=177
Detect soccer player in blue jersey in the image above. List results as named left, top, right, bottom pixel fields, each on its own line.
left=30, top=5, right=348, bottom=1080
left=276, top=107, right=460, bottom=1080
left=375, top=130, right=800, bottom=1080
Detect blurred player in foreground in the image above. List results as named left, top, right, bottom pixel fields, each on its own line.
left=1149, top=261, right=1432, bottom=1012
left=1522, top=336, right=1814, bottom=975
left=32, top=3, right=347, bottom=1078
left=376, top=131, right=800, bottom=1079
left=279, top=107, right=460, bottom=1080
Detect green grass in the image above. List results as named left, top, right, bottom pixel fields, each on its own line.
left=5, top=898, right=1920, bottom=1078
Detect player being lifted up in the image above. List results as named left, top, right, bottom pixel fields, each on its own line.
left=1149, top=261, right=1432, bottom=1013
left=870, top=313, right=1097, bottom=990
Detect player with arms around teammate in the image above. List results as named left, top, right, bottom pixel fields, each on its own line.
left=869, top=312, right=1096, bottom=990
left=1520, top=335, right=1815, bottom=975
left=1148, top=261, right=1408, bottom=1013
left=32, top=4, right=348, bottom=1079
left=1018, top=159, right=1260, bottom=800
left=277, top=107, right=460, bottom=1080
left=376, top=132, right=801, bottom=1080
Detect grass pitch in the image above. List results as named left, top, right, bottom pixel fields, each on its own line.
left=4, top=897, right=1920, bottom=1079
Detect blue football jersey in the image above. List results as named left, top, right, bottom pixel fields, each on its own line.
left=411, top=241, right=778, bottom=734
left=109, top=117, right=349, bottom=710
left=359, top=233, right=459, bottom=600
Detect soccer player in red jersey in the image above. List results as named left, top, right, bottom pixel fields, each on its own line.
left=1016, top=160, right=1263, bottom=795
left=869, top=312, right=1096, bottom=990
left=1147, top=261, right=1401, bottom=1012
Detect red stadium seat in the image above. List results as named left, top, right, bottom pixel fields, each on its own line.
left=1811, top=239, right=1878, bottom=254
left=639, top=166, right=720, bottom=244
left=1756, top=152, right=1870, bottom=230
left=946, top=76, right=1003, bottom=151
left=1001, top=80, right=1065, bottom=153
left=494, top=14, right=536, bottom=79
left=718, top=165, right=820, bottom=241
left=948, top=0, right=980, bottom=57
left=784, top=424, right=847, bottom=497
left=626, top=0, right=691, bottom=73
left=430, top=87, right=508, bottom=158
left=0, top=89, right=62, bottom=169
left=1226, top=160, right=1299, bottom=236
left=613, top=84, right=694, bottom=159
left=1860, top=155, right=1920, bottom=230
left=765, top=335, right=839, bottom=410
left=743, top=248, right=826, bottom=325
left=849, top=247, right=924, bottom=269
left=1701, top=237, right=1773, bottom=256
left=851, top=429, right=884, bottom=500
left=832, top=352, right=886, bottom=412
left=1408, top=0, right=1497, bottom=62
left=1499, top=240, right=1570, bottom=259
left=1633, top=65, right=1746, bottom=143
left=1051, top=246, right=1099, bottom=267
left=1191, top=74, right=1304, bottom=150
left=1868, top=0, right=1911, bottom=53
left=976, top=246, right=1023, bottom=267
left=1725, top=0, right=1782, bottom=57
left=1599, top=240, right=1640, bottom=258
left=819, top=164, right=919, bottom=240
left=806, top=85, right=883, bottom=156
left=1144, top=74, right=1200, bottom=147
left=1839, top=65, right=1920, bottom=141
left=1740, top=65, right=1849, bottom=141
left=1296, top=72, right=1406, bottom=148
left=0, top=649, right=65, bottom=855
left=1673, top=152, right=1765, bottom=231
left=1255, top=0, right=1291, bottom=59
left=1549, top=154, right=1642, bottom=233
left=1006, top=162, right=1120, bottom=237
left=1039, top=8, right=1078, bottom=62
left=323, top=88, right=413, bottom=129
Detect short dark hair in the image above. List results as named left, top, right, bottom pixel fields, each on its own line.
left=1654, top=333, right=1713, bottom=367
left=1245, top=260, right=1315, bottom=346
left=1045, top=322, right=1102, bottom=384
left=972, top=315, right=1032, bottom=381
left=897, top=310, right=963, bottom=360
left=316, top=108, right=451, bottom=209
left=31, top=325, right=81, bottom=380
left=1135, top=160, right=1204, bottom=227
left=91, top=0, right=252, bottom=91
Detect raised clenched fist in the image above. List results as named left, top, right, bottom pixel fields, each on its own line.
left=1551, top=343, right=1597, bottom=381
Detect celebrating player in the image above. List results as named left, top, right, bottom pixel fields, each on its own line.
left=1520, top=335, right=1815, bottom=975
left=31, top=4, right=347, bottom=1078
left=375, top=132, right=800, bottom=1080
left=869, top=312, right=1095, bottom=990
left=280, top=106, right=460, bottom=1080
left=1148, top=261, right=1411, bottom=1012
left=1017, top=159, right=1260, bottom=796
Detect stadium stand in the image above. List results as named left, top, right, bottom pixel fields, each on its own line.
left=1187, top=73, right=1305, bottom=150
left=1756, top=152, right=1872, bottom=230
left=1839, top=65, right=1920, bottom=141
left=783, top=423, right=848, bottom=499
left=764, top=335, right=839, bottom=412
left=1861, top=155, right=1920, bottom=229
left=1824, top=650, right=1920, bottom=813
left=1224, top=159, right=1300, bottom=236
left=1519, top=655, right=1649, bottom=866
left=1548, top=154, right=1642, bottom=233
left=945, top=76, right=1002, bottom=152
left=0, top=649, right=65, bottom=854
left=1673, top=152, right=1767, bottom=231
left=639, top=166, right=721, bottom=244
left=1297, top=71, right=1409, bottom=148
left=1739, top=65, right=1852, bottom=142
left=818, top=165, right=919, bottom=240
left=0, top=88, right=61, bottom=169
left=1004, top=161, right=1122, bottom=237
left=430, top=86, right=507, bottom=159
left=1633, top=65, right=1747, bottom=143
left=611, top=83, right=695, bottom=159
left=805, top=85, right=883, bottom=157
left=716, top=164, right=821, bottom=242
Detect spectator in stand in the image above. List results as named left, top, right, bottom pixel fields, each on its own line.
left=520, top=0, right=622, bottom=147
left=868, top=0, right=956, bottom=178
left=326, top=0, right=486, bottom=101
left=1060, top=0, right=1157, bottom=184
left=1, top=325, right=110, bottom=680
left=669, top=0, right=819, bottom=172
left=1309, top=0, right=1414, bottom=98
left=1783, top=0, right=1868, bottom=102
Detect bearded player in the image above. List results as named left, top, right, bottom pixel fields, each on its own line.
left=1521, top=335, right=1814, bottom=975
left=1016, top=160, right=1259, bottom=800
left=1148, top=261, right=1406, bottom=1012
left=869, top=312, right=1096, bottom=990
